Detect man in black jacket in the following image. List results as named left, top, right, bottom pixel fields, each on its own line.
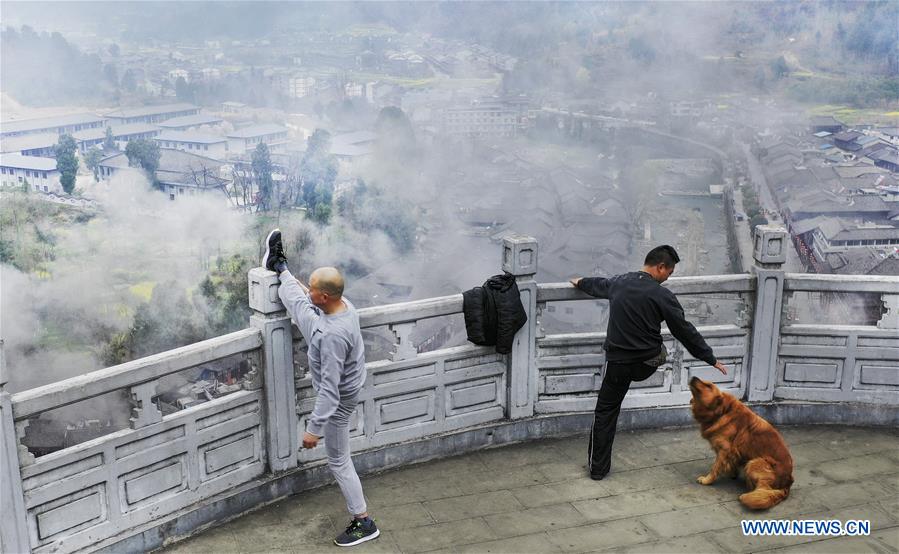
left=570, top=245, right=728, bottom=480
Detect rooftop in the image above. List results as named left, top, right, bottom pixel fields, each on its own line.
left=832, top=130, right=863, bottom=142
left=227, top=124, right=289, bottom=139
left=0, top=153, right=58, bottom=171
left=157, top=114, right=225, bottom=129
left=104, top=103, right=198, bottom=119
left=0, top=133, right=59, bottom=153
left=156, top=130, right=228, bottom=144
left=73, top=123, right=160, bottom=141
left=809, top=115, right=843, bottom=126
left=869, top=147, right=898, bottom=164
left=98, top=152, right=131, bottom=169
left=0, top=112, right=105, bottom=134
left=164, top=425, right=899, bottom=553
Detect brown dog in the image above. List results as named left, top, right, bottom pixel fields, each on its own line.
left=689, top=376, right=794, bottom=509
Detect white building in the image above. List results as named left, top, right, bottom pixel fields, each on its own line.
left=221, top=101, right=246, bottom=114
left=0, top=113, right=106, bottom=139
left=168, top=69, right=190, bottom=82
left=104, top=103, right=199, bottom=125
left=155, top=131, right=229, bottom=158
left=97, top=149, right=230, bottom=201
left=276, top=75, right=316, bottom=98
left=0, top=154, right=62, bottom=193
left=330, top=131, right=376, bottom=172
left=0, top=134, right=59, bottom=157
left=74, top=123, right=161, bottom=151
left=442, top=97, right=530, bottom=139
left=345, top=82, right=365, bottom=98
left=157, top=114, right=225, bottom=131
left=226, top=124, right=290, bottom=154
left=200, top=68, right=221, bottom=80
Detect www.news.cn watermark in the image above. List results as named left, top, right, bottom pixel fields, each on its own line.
left=742, top=519, right=871, bottom=536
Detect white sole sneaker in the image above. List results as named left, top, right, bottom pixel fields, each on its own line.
left=262, top=228, right=280, bottom=269
left=335, top=527, right=380, bottom=547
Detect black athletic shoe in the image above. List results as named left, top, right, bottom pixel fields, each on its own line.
left=262, top=229, right=287, bottom=272
left=590, top=472, right=607, bottom=481
left=334, top=518, right=380, bottom=547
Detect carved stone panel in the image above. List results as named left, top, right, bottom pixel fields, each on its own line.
left=376, top=390, right=436, bottom=431
left=784, top=362, right=840, bottom=385
left=199, top=431, right=260, bottom=480
left=541, top=372, right=598, bottom=395
left=122, top=458, right=186, bottom=507
left=857, top=362, right=899, bottom=388
left=33, top=486, right=106, bottom=542
left=446, top=379, right=499, bottom=413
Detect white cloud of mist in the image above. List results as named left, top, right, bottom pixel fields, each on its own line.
left=2, top=171, right=249, bottom=393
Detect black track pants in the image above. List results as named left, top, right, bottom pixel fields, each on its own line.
left=587, top=361, right=657, bottom=477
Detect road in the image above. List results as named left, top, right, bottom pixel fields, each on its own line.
left=740, top=142, right=804, bottom=272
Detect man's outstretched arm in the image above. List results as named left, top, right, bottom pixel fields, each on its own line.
left=278, top=270, right=319, bottom=342
left=571, top=276, right=612, bottom=299
left=659, top=291, right=728, bottom=375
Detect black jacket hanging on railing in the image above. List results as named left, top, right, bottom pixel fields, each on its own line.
left=462, top=273, right=528, bottom=354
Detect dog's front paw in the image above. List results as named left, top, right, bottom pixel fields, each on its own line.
left=697, top=474, right=715, bottom=485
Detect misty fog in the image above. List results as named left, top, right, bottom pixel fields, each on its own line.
left=2, top=1, right=897, bottom=396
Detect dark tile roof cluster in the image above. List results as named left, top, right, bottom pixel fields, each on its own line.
left=827, top=248, right=899, bottom=275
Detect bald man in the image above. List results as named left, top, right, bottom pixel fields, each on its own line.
left=263, top=229, right=379, bottom=547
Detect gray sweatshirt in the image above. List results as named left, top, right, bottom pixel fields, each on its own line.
left=278, top=271, right=367, bottom=436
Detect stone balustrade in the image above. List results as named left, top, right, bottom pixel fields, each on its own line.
left=1, top=227, right=896, bottom=553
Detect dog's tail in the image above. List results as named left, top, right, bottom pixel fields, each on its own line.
left=740, top=456, right=791, bottom=510
left=739, top=487, right=789, bottom=510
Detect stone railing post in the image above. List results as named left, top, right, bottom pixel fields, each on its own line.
left=0, top=341, right=31, bottom=553
left=747, top=225, right=786, bottom=402
left=248, top=268, right=298, bottom=472
left=502, top=235, right=538, bottom=419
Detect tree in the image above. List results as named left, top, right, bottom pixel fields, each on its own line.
left=306, top=128, right=332, bottom=157
left=199, top=254, right=253, bottom=334
left=835, top=22, right=846, bottom=43
left=54, top=134, right=79, bottom=194
left=308, top=184, right=333, bottom=225
left=575, top=66, right=591, bottom=87
left=103, top=281, right=211, bottom=364
left=375, top=106, right=416, bottom=160
left=749, top=215, right=769, bottom=233
left=770, top=56, right=789, bottom=80
left=121, top=69, right=137, bottom=92
left=175, top=76, right=193, bottom=102
left=108, top=43, right=120, bottom=57
left=300, top=129, right=338, bottom=223
left=125, top=139, right=161, bottom=187
left=251, top=142, right=274, bottom=211
left=340, top=180, right=417, bottom=254
left=103, top=63, right=118, bottom=86
left=104, top=127, right=116, bottom=150
left=627, top=37, right=656, bottom=65
left=84, top=147, right=104, bottom=181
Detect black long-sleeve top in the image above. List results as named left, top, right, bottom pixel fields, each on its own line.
left=576, top=271, right=717, bottom=366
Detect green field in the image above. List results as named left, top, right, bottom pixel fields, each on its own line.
left=807, top=104, right=899, bottom=126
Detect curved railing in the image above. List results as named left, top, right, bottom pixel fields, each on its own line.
left=1, top=230, right=896, bottom=553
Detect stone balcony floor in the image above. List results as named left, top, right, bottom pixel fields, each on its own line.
left=163, top=425, right=899, bottom=553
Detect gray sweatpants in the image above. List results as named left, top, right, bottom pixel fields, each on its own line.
left=325, top=391, right=367, bottom=516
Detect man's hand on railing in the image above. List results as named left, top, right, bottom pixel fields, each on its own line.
left=569, top=277, right=582, bottom=287
left=302, top=431, right=321, bottom=449
left=713, top=361, right=728, bottom=375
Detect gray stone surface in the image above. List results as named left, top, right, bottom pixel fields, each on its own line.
left=161, top=425, right=899, bottom=553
